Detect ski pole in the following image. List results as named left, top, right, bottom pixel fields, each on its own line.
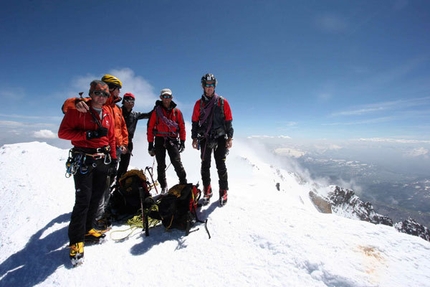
left=145, top=166, right=159, bottom=194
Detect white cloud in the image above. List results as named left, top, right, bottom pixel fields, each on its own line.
left=0, top=120, right=26, bottom=128
left=358, top=138, right=430, bottom=144
left=68, top=68, right=158, bottom=111
left=404, top=147, right=429, bottom=158
left=247, top=135, right=292, bottom=139
left=274, top=147, right=305, bottom=158
left=109, top=68, right=158, bottom=110
left=33, top=129, right=57, bottom=139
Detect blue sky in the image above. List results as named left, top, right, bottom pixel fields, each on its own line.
left=1, top=0, right=430, bottom=147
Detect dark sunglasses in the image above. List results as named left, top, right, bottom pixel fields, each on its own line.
left=204, top=83, right=215, bottom=87
left=92, top=91, right=110, bottom=98
left=124, top=98, right=135, bottom=103
left=108, top=84, right=120, bottom=91
left=162, top=94, right=172, bottom=99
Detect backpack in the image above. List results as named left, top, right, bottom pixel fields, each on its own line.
left=108, top=169, right=151, bottom=221
left=150, top=183, right=210, bottom=237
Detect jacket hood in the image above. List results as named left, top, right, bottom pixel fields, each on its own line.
left=106, top=95, right=122, bottom=106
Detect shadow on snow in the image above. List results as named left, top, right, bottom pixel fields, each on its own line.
left=129, top=200, right=218, bottom=256
left=0, top=213, right=71, bottom=287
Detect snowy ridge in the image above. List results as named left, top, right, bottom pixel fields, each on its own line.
left=1, top=141, right=430, bottom=287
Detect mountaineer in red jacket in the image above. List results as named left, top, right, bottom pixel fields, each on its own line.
left=147, top=88, right=187, bottom=193
left=191, top=73, right=234, bottom=207
left=58, top=80, right=117, bottom=266
left=61, top=74, right=129, bottom=230
left=62, top=74, right=129, bottom=156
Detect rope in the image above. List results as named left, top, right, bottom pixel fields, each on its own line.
left=155, top=105, right=179, bottom=135
left=109, top=226, right=139, bottom=242
left=110, top=205, right=162, bottom=242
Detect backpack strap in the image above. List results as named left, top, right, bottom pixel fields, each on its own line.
left=218, top=96, right=225, bottom=119
left=199, top=96, right=225, bottom=120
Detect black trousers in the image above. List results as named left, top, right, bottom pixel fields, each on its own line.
left=117, top=142, right=133, bottom=180
left=68, top=157, right=109, bottom=245
left=200, top=137, right=229, bottom=191
left=154, top=137, right=187, bottom=188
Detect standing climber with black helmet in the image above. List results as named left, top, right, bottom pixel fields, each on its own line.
left=191, top=73, right=234, bottom=206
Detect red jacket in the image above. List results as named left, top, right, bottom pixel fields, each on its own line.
left=191, top=95, right=233, bottom=122
left=62, top=96, right=129, bottom=148
left=191, top=94, right=234, bottom=139
left=58, top=107, right=117, bottom=159
left=147, top=101, right=186, bottom=142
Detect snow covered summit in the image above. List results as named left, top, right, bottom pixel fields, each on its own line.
left=1, top=141, right=430, bottom=287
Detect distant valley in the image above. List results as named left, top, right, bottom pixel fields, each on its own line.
left=296, top=155, right=430, bottom=228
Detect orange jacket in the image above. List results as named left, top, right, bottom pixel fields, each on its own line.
left=62, top=96, right=129, bottom=148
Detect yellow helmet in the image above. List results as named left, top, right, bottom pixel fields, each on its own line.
left=101, top=74, right=123, bottom=89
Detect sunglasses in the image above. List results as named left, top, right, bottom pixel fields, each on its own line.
left=92, top=91, right=110, bottom=98
left=108, top=85, right=120, bottom=91
left=124, top=98, right=135, bottom=103
left=162, top=94, right=172, bottom=99
left=204, top=83, right=215, bottom=87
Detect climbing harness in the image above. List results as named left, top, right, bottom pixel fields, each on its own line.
left=64, top=147, right=112, bottom=178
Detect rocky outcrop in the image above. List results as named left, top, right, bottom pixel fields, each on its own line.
left=394, top=218, right=430, bottom=242
left=328, top=186, right=393, bottom=226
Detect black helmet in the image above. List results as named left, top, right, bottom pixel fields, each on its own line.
left=201, top=73, right=217, bottom=87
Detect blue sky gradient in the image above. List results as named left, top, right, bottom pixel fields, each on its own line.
left=1, top=0, right=430, bottom=146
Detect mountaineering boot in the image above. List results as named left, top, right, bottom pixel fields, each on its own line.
left=202, top=185, right=212, bottom=205
left=85, top=228, right=106, bottom=243
left=219, top=189, right=228, bottom=207
left=70, top=242, right=84, bottom=266
left=94, top=216, right=112, bottom=232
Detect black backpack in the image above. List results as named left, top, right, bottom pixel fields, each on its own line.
left=149, top=184, right=210, bottom=237
left=108, top=169, right=150, bottom=220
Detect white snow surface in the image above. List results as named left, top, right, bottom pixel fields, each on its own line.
left=1, top=140, right=430, bottom=287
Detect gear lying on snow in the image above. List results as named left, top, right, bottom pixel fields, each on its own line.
left=108, top=169, right=151, bottom=221
left=106, top=169, right=210, bottom=240
left=149, top=183, right=211, bottom=238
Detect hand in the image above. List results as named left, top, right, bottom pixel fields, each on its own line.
left=76, top=100, right=89, bottom=113
left=148, top=142, right=155, bottom=157
left=226, top=138, right=233, bottom=149
left=108, top=159, right=118, bottom=177
left=86, top=127, right=108, bottom=140
left=192, top=138, right=199, bottom=149
left=178, top=140, right=185, bottom=153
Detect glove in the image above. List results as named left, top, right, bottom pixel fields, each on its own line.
left=86, top=127, right=108, bottom=140
left=108, top=159, right=118, bottom=177
left=148, top=142, right=155, bottom=157
left=178, top=140, right=185, bottom=153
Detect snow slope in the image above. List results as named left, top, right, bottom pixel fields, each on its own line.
left=1, top=140, right=430, bottom=287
